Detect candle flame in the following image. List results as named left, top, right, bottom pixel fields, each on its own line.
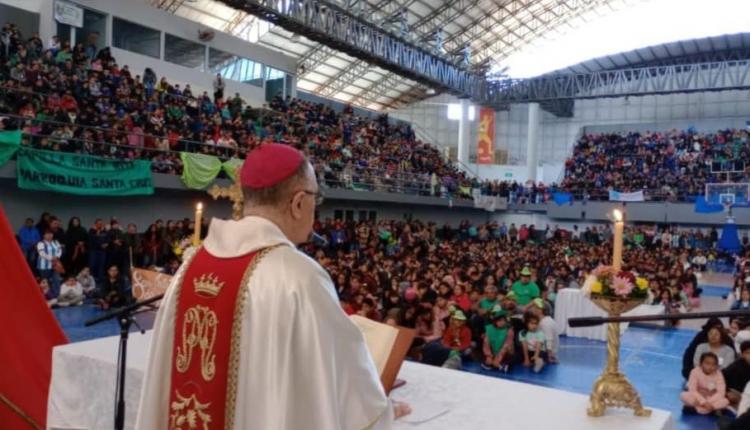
left=197, top=202, right=203, bottom=211
left=613, top=209, right=623, bottom=222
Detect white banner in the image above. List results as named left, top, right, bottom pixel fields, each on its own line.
left=608, top=190, right=645, bottom=202
left=54, top=0, right=84, bottom=28
left=472, top=190, right=508, bottom=212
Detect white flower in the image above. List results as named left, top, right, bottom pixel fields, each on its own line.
left=581, top=274, right=595, bottom=297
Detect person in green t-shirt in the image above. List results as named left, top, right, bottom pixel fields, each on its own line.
left=511, top=267, right=540, bottom=307
left=482, top=308, right=514, bottom=371
left=477, top=285, right=499, bottom=318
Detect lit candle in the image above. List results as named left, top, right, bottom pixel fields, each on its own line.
left=193, top=202, right=203, bottom=247
left=612, top=209, right=624, bottom=272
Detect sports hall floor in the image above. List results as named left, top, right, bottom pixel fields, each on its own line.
left=54, top=274, right=735, bottom=430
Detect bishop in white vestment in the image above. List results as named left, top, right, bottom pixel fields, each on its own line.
left=136, top=144, right=404, bottom=429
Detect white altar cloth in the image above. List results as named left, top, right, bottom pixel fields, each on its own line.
left=48, top=332, right=675, bottom=430
left=554, top=288, right=664, bottom=341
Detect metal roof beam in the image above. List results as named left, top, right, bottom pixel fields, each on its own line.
left=484, top=59, right=750, bottom=108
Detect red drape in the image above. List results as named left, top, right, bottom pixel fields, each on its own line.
left=0, top=204, right=68, bottom=430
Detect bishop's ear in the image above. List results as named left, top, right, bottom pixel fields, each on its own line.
left=289, top=190, right=306, bottom=219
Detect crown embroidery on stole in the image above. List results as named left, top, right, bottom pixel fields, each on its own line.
left=193, top=273, right=225, bottom=297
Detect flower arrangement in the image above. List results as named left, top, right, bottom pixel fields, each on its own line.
left=582, top=265, right=649, bottom=300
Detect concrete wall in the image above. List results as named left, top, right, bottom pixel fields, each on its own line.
left=0, top=181, right=487, bottom=232
left=545, top=201, right=750, bottom=227
left=3, top=166, right=748, bottom=232
left=0, top=159, right=485, bottom=230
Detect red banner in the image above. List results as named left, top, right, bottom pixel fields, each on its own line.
left=477, top=108, right=495, bottom=164
left=0, top=204, right=68, bottom=430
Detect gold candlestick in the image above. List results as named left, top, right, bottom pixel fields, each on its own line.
left=193, top=202, right=203, bottom=246
left=612, top=209, right=624, bottom=272
left=587, top=297, right=651, bottom=418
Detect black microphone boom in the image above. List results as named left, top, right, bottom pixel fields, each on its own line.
left=84, top=293, right=165, bottom=326
left=569, top=309, right=750, bottom=328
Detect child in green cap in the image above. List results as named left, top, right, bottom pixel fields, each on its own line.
left=481, top=308, right=514, bottom=372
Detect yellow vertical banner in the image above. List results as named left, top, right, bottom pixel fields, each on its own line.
left=477, top=108, right=495, bottom=164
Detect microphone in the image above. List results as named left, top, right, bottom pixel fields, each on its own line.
left=568, top=316, right=607, bottom=328
left=568, top=309, right=750, bottom=328
left=311, top=232, right=328, bottom=247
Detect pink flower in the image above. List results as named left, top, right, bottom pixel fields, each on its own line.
left=612, top=276, right=634, bottom=297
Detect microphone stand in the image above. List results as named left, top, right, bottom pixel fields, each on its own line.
left=84, top=294, right=165, bottom=430
left=568, top=309, right=750, bottom=328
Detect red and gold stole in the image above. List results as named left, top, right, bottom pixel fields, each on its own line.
left=166, top=246, right=274, bottom=430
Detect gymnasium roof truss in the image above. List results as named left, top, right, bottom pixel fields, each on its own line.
left=217, top=0, right=486, bottom=101
left=487, top=57, right=750, bottom=117
left=157, top=0, right=631, bottom=110
left=154, top=1, right=750, bottom=118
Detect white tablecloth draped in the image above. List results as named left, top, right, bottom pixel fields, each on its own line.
left=554, top=288, right=664, bottom=341
left=48, top=332, right=674, bottom=430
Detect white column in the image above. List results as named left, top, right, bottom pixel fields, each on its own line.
left=526, top=102, right=540, bottom=182
left=457, top=98, right=470, bottom=167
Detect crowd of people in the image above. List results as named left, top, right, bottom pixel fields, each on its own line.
left=20, top=206, right=750, bottom=375
left=561, top=129, right=750, bottom=201
left=8, top=17, right=750, bottom=426
left=0, top=22, right=492, bottom=199
left=4, top=22, right=750, bottom=208
left=16, top=212, right=205, bottom=310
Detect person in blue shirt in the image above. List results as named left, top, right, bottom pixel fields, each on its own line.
left=731, top=289, right=750, bottom=311
left=17, top=217, right=40, bottom=267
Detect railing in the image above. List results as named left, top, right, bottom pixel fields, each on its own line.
left=1, top=113, right=465, bottom=197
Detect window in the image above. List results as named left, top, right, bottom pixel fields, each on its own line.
left=209, top=48, right=263, bottom=86
left=113, top=18, right=160, bottom=59
left=165, top=34, right=205, bottom=70
left=75, top=8, right=106, bottom=53
left=265, top=66, right=285, bottom=101
left=447, top=104, right=476, bottom=121
left=265, top=66, right=285, bottom=81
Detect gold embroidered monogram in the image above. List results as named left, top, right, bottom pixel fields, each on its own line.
left=193, top=273, right=225, bottom=297
left=175, top=305, right=218, bottom=381
left=170, top=391, right=212, bottom=430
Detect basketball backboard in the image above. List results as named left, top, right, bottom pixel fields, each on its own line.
left=706, top=183, right=750, bottom=210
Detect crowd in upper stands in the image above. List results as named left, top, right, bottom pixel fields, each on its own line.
left=0, top=22, right=492, bottom=199
left=561, top=130, right=750, bottom=201
left=3, top=22, right=750, bottom=204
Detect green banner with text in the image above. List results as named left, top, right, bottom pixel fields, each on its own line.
left=16, top=147, right=154, bottom=196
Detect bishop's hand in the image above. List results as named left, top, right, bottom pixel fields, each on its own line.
left=393, top=401, right=412, bottom=419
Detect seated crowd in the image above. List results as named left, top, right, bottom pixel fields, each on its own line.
left=0, top=22, right=502, bottom=199
left=20, top=209, right=748, bottom=374
left=4, top=22, right=750, bottom=204
left=674, top=254, right=750, bottom=420
left=561, top=129, right=750, bottom=201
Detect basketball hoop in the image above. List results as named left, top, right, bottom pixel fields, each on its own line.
left=706, top=182, right=749, bottom=216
